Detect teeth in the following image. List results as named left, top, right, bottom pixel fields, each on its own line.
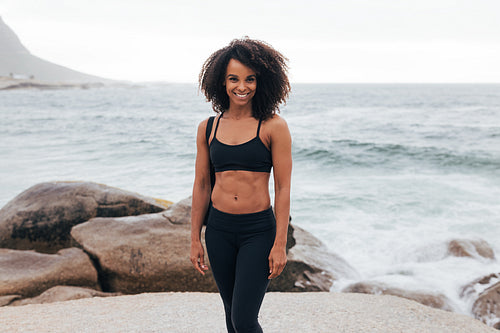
left=235, top=93, right=248, bottom=98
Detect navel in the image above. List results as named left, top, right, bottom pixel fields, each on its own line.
left=233, top=194, right=238, bottom=201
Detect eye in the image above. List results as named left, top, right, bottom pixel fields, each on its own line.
left=229, top=77, right=238, bottom=82
left=246, top=77, right=255, bottom=83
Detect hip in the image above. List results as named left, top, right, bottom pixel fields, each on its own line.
left=206, top=204, right=276, bottom=233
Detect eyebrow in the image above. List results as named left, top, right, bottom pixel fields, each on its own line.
left=226, top=74, right=256, bottom=78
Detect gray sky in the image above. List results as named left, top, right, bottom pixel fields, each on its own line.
left=2, top=0, right=500, bottom=83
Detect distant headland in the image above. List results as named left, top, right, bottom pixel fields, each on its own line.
left=0, top=16, right=112, bottom=89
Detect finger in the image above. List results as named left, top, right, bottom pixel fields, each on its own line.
left=199, top=256, right=208, bottom=271
left=269, top=262, right=278, bottom=279
left=191, top=256, right=206, bottom=275
left=277, top=262, right=286, bottom=276
left=269, top=262, right=286, bottom=279
left=195, top=261, right=206, bottom=275
left=272, top=263, right=280, bottom=279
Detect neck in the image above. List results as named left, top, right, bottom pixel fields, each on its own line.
left=225, top=105, right=253, bottom=120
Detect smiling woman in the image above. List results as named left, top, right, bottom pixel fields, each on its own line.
left=191, top=37, right=292, bottom=333
left=224, top=59, right=257, bottom=109
left=199, top=37, right=290, bottom=120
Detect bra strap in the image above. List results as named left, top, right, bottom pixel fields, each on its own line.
left=213, top=113, right=222, bottom=138
left=256, top=118, right=263, bottom=137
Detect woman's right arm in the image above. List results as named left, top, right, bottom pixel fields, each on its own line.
left=190, top=118, right=211, bottom=275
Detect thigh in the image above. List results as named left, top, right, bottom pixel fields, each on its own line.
left=232, top=229, right=276, bottom=315
left=205, top=226, right=237, bottom=300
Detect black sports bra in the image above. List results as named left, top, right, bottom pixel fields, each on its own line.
left=209, top=114, right=272, bottom=173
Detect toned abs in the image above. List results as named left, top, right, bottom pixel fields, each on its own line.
left=211, top=170, right=271, bottom=214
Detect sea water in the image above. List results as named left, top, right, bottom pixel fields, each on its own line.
left=1, top=83, right=499, bottom=315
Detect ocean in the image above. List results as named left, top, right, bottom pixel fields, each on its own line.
left=1, top=83, right=499, bottom=316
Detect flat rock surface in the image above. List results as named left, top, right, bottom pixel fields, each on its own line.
left=0, top=292, right=496, bottom=333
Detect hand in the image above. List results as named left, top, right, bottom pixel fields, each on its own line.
left=268, top=244, right=287, bottom=279
left=190, top=241, right=209, bottom=275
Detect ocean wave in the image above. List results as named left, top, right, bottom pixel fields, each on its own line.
left=293, top=139, right=500, bottom=172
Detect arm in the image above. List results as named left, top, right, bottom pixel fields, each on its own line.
left=268, top=115, right=292, bottom=279
left=190, top=118, right=211, bottom=275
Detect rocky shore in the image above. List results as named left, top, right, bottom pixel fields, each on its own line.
left=0, top=181, right=499, bottom=330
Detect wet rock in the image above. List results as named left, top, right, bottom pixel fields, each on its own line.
left=70, top=211, right=218, bottom=293
left=0, top=248, right=99, bottom=298
left=343, top=282, right=454, bottom=311
left=268, top=224, right=359, bottom=292
left=0, top=181, right=170, bottom=252
left=447, top=239, right=495, bottom=260
left=7, top=286, right=121, bottom=306
left=460, top=273, right=500, bottom=328
left=460, top=273, right=500, bottom=299
left=472, top=281, right=500, bottom=329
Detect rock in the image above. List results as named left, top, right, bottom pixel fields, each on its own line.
left=460, top=273, right=500, bottom=299
left=71, top=195, right=354, bottom=294
left=268, top=224, right=359, bottom=292
left=0, top=248, right=99, bottom=298
left=343, top=282, right=454, bottom=311
left=7, top=286, right=121, bottom=306
left=447, top=239, right=495, bottom=260
left=460, top=273, right=500, bottom=328
left=0, top=295, right=21, bottom=307
left=70, top=211, right=218, bottom=293
left=0, top=181, right=170, bottom=252
left=161, top=196, right=192, bottom=225
left=472, top=281, right=500, bottom=329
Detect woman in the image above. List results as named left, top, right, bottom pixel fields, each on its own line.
left=190, top=37, right=292, bottom=333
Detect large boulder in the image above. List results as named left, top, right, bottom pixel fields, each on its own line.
left=71, top=211, right=218, bottom=293
left=0, top=248, right=99, bottom=298
left=343, top=282, right=454, bottom=311
left=447, top=239, right=496, bottom=260
left=5, top=286, right=121, bottom=307
left=165, top=198, right=360, bottom=292
left=0, top=181, right=171, bottom=252
left=269, top=223, right=358, bottom=292
left=72, top=196, right=355, bottom=293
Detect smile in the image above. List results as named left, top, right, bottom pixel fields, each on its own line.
left=234, top=92, right=249, bottom=98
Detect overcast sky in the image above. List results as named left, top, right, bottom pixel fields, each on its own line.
left=2, top=0, right=500, bottom=83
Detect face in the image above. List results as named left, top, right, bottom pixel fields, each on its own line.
left=224, top=58, right=257, bottom=108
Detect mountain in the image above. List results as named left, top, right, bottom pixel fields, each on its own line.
left=0, top=16, right=110, bottom=83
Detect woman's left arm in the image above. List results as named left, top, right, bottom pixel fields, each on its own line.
left=268, top=115, right=292, bottom=279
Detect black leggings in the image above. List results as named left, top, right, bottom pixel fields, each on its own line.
left=205, top=205, right=276, bottom=333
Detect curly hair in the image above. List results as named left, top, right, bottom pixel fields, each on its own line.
left=199, top=37, right=291, bottom=120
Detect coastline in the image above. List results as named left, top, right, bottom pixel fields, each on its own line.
left=0, top=77, right=105, bottom=90
left=0, top=292, right=495, bottom=333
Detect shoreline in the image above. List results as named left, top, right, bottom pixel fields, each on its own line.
left=0, top=77, right=105, bottom=90
left=0, top=292, right=495, bottom=333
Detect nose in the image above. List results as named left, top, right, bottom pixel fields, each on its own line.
left=237, top=81, right=246, bottom=91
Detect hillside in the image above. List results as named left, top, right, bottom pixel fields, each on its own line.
left=0, top=16, right=110, bottom=83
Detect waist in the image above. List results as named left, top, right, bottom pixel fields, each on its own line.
left=207, top=204, right=276, bottom=233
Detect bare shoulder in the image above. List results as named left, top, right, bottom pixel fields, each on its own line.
left=198, top=117, right=209, bottom=130
left=197, top=116, right=214, bottom=134
left=265, top=114, right=290, bottom=133
left=196, top=117, right=212, bottom=143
